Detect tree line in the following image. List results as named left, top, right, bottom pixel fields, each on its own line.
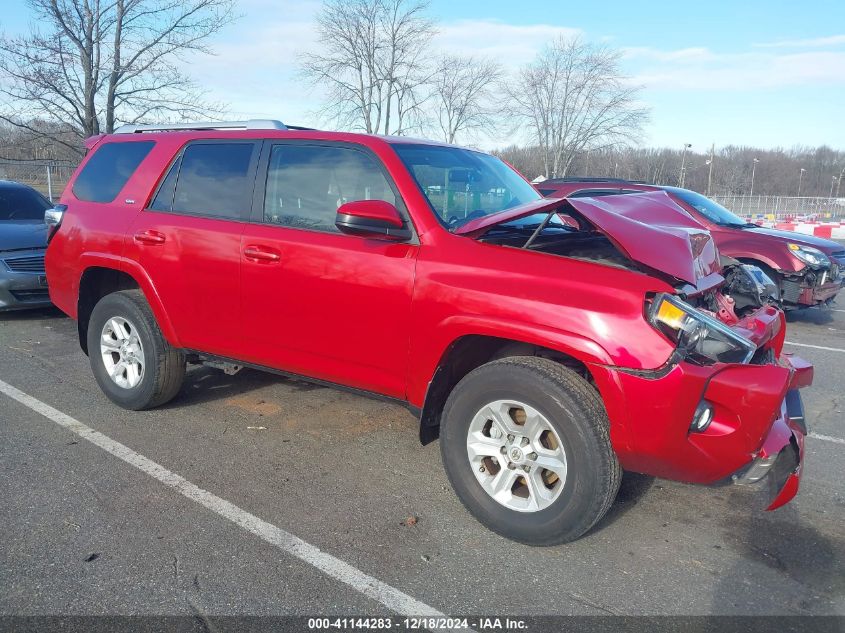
left=495, top=144, right=845, bottom=198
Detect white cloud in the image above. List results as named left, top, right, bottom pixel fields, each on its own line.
left=754, top=34, right=845, bottom=48
left=626, top=46, right=845, bottom=92
left=435, top=20, right=580, bottom=67
left=186, top=14, right=580, bottom=122
left=622, top=46, right=715, bottom=63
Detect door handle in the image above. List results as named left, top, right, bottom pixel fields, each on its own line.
left=244, top=245, right=281, bottom=262
left=134, top=230, right=166, bottom=245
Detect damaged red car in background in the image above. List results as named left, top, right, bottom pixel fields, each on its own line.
left=537, top=178, right=844, bottom=310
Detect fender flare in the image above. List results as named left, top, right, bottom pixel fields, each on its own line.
left=78, top=253, right=182, bottom=348
left=414, top=316, right=626, bottom=445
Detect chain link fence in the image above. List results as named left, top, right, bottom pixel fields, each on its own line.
left=711, top=195, right=845, bottom=220
left=0, top=159, right=78, bottom=201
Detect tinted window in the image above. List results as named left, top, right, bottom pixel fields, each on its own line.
left=662, top=186, right=746, bottom=226
left=0, top=186, right=51, bottom=220
left=73, top=141, right=154, bottom=203
left=171, top=143, right=255, bottom=219
left=263, top=144, right=397, bottom=232
left=148, top=156, right=181, bottom=211
left=392, top=144, right=540, bottom=229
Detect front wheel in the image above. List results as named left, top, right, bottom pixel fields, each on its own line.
left=440, top=356, right=621, bottom=546
left=87, top=290, right=186, bottom=410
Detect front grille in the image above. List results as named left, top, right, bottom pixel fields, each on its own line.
left=3, top=254, right=46, bottom=274
left=10, top=289, right=49, bottom=302
left=832, top=251, right=845, bottom=267
left=781, top=279, right=802, bottom=304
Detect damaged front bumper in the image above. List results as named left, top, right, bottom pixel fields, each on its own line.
left=781, top=264, right=842, bottom=307
left=729, top=388, right=804, bottom=511
left=589, top=308, right=812, bottom=511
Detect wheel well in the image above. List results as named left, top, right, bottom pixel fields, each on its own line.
left=418, top=335, right=591, bottom=444
left=77, top=267, right=140, bottom=354
left=737, top=258, right=780, bottom=277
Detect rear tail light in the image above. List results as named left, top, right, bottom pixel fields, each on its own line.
left=44, top=204, right=67, bottom=242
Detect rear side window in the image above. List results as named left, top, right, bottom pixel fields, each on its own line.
left=167, top=143, right=256, bottom=219
left=148, top=156, right=181, bottom=212
left=73, top=141, right=155, bottom=203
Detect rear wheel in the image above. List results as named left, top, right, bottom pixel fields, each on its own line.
left=87, top=290, right=185, bottom=410
left=440, top=356, right=621, bottom=546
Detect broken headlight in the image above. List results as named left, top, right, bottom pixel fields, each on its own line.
left=788, top=243, right=829, bottom=267
left=649, top=293, right=756, bottom=365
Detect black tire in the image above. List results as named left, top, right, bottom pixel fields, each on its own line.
left=440, top=356, right=621, bottom=546
left=87, top=290, right=186, bottom=410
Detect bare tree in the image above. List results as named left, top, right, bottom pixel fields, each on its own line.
left=300, top=0, right=435, bottom=135
left=504, top=36, right=649, bottom=178
left=0, top=0, right=235, bottom=153
left=431, top=54, right=501, bottom=143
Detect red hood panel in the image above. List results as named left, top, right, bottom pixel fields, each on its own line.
left=566, top=192, right=721, bottom=284
left=454, top=197, right=563, bottom=235
left=457, top=191, right=721, bottom=285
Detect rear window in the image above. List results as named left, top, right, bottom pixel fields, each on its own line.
left=0, top=186, right=51, bottom=220
left=72, top=141, right=155, bottom=203
left=165, top=143, right=256, bottom=219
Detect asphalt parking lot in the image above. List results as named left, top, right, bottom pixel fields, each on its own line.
left=1, top=303, right=843, bottom=622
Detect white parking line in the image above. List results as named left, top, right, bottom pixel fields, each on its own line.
left=832, top=309, right=845, bottom=313
left=784, top=341, right=845, bottom=353
left=810, top=433, right=845, bottom=446
left=0, top=379, right=456, bottom=626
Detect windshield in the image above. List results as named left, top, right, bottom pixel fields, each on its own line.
left=392, top=144, right=542, bottom=229
left=0, top=186, right=51, bottom=221
left=663, top=186, right=747, bottom=226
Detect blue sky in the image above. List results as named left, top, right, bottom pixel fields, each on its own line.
left=3, top=0, right=845, bottom=150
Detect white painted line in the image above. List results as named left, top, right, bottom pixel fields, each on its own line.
left=0, top=379, right=458, bottom=627
left=784, top=341, right=845, bottom=353
left=832, top=309, right=845, bottom=314
left=810, top=433, right=845, bottom=446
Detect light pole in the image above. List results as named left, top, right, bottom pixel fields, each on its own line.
left=798, top=168, right=806, bottom=197
left=706, top=143, right=715, bottom=196
left=831, top=176, right=837, bottom=199
left=837, top=166, right=845, bottom=198
left=750, top=157, right=759, bottom=196
left=679, top=143, right=692, bottom=187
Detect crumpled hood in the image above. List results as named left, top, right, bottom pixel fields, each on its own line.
left=0, top=220, right=48, bottom=252
left=457, top=191, right=721, bottom=285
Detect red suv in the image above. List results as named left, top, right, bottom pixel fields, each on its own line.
left=537, top=178, right=844, bottom=310
left=45, top=122, right=811, bottom=545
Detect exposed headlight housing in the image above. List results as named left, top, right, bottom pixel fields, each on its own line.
left=648, top=293, right=756, bottom=365
left=787, top=243, right=829, bottom=267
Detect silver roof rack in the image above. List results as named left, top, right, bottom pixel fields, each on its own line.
left=113, top=119, right=288, bottom=134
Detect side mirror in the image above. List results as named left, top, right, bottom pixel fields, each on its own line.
left=335, top=200, right=411, bottom=241
left=44, top=204, right=67, bottom=243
